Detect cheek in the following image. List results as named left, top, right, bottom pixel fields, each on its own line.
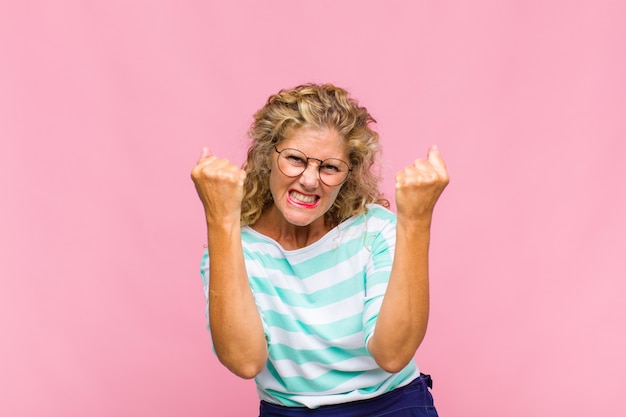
left=268, top=169, right=286, bottom=197
left=268, top=173, right=277, bottom=197
left=326, top=188, right=342, bottom=206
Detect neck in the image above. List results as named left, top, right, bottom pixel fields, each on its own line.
left=251, top=206, right=329, bottom=250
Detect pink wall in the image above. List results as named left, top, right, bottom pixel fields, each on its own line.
left=1, top=1, right=625, bottom=416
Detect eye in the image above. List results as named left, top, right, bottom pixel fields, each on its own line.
left=320, top=162, right=341, bottom=174
left=285, top=154, right=306, bottom=166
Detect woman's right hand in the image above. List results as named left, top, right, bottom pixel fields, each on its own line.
left=190, top=147, right=247, bottom=225
left=192, top=148, right=267, bottom=378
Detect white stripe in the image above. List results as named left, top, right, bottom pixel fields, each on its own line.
left=269, top=327, right=365, bottom=351
left=365, top=282, right=388, bottom=299
left=254, top=291, right=365, bottom=325
left=270, top=356, right=378, bottom=380
left=281, top=255, right=367, bottom=294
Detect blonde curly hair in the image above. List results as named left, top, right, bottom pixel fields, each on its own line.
left=241, top=83, right=389, bottom=227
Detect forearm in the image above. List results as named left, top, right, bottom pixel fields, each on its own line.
left=368, top=216, right=432, bottom=373
left=207, top=220, right=267, bottom=379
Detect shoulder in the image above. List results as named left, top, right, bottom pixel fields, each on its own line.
left=357, top=204, right=396, bottom=232
left=336, top=204, right=396, bottom=246
left=336, top=204, right=396, bottom=231
left=364, top=203, right=396, bottom=222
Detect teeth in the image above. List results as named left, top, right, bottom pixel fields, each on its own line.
left=290, top=191, right=317, bottom=204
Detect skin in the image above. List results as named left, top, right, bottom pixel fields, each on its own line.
left=191, top=126, right=449, bottom=378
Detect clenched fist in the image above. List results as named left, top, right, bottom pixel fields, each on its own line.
left=395, top=145, right=449, bottom=221
left=191, top=147, right=247, bottom=226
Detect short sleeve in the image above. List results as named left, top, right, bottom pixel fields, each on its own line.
left=199, top=249, right=211, bottom=332
left=362, top=213, right=396, bottom=350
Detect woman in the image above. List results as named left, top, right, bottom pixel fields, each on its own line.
left=191, top=83, right=449, bottom=416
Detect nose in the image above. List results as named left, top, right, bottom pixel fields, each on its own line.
left=299, top=163, right=320, bottom=189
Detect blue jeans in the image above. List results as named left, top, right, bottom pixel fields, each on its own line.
left=259, top=374, right=439, bottom=417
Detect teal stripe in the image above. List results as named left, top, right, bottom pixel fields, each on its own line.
left=369, top=232, right=393, bottom=270
left=241, top=229, right=276, bottom=245
left=290, top=237, right=367, bottom=277
left=250, top=271, right=365, bottom=307
left=244, top=235, right=369, bottom=278
left=264, top=360, right=287, bottom=390
left=269, top=343, right=369, bottom=365
left=366, top=269, right=392, bottom=290
left=263, top=310, right=364, bottom=339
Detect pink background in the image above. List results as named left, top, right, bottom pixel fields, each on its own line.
left=1, top=1, right=625, bottom=416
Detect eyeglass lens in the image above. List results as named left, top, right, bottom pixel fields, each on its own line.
left=276, top=148, right=350, bottom=186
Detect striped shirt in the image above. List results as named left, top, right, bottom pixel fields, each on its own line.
left=200, top=204, right=420, bottom=408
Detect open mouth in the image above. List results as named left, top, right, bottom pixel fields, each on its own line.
left=288, top=190, right=320, bottom=208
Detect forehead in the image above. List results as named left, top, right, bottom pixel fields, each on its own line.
left=281, top=126, right=347, bottom=158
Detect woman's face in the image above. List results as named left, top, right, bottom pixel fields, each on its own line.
left=268, top=125, right=348, bottom=228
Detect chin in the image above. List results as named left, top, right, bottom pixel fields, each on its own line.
left=285, top=214, right=321, bottom=227
left=282, top=206, right=326, bottom=227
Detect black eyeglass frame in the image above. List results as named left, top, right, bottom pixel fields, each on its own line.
left=273, top=146, right=353, bottom=187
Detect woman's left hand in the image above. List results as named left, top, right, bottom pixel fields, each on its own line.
left=369, top=145, right=449, bottom=372
left=395, top=145, right=450, bottom=221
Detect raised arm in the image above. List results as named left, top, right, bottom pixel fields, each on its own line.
left=191, top=147, right=267, bottom=379
left=367, top=145, right=449, bottom=373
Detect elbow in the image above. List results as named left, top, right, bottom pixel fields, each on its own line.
left=368, top=334, right=422, bottom=374
left=212, top=334, right=268, bottom=379
left=225, top=360, right=265, bottom=379
left=216, top=349, right=267, bottom=379
left=375, top=356, right=413, bottom=374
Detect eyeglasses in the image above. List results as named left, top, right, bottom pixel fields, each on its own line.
left=274, top=146, right=352, bottom=187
